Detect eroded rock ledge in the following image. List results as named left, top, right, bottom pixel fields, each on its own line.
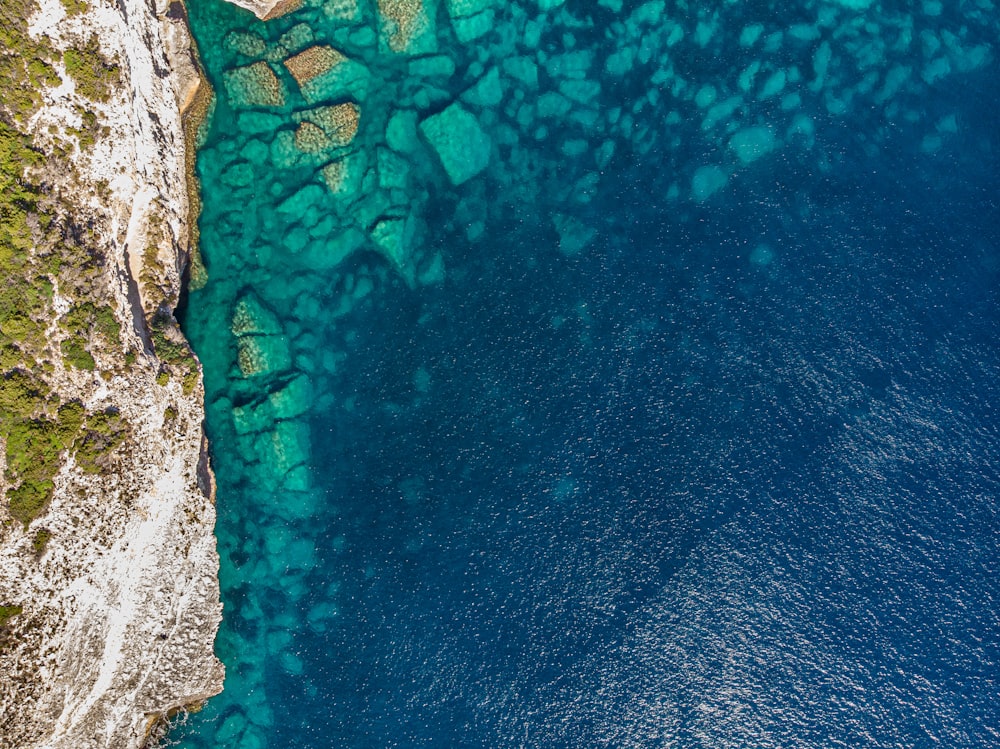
left=227, top=0, right=301, bottom=21
left=0, top=0, right=223, bottom=746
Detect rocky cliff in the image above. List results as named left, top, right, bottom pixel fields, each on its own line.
left=0, top=0, right=223, bottom=746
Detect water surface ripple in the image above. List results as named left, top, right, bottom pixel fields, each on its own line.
left=173, top=0, right=1000, bottom=745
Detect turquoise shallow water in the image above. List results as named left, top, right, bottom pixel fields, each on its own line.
left=172, top=0, right=999, bottom=746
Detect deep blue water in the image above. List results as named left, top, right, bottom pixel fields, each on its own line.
left=172, top=0, right=1000, bottom=746
left=282, top=131, right=1000, bottom=749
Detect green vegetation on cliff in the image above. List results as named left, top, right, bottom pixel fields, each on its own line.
left=0, top=605, right=22, bottom=628
left=0, top=0, right=60, bottom=122
left=0, top=122, right=43, bottom=257
left=0, top=0, right=135, bottom=528
left=63, top=35, right=120, bottom=103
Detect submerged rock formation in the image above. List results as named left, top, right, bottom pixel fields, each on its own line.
left=0, top=0, right=223, bottom=746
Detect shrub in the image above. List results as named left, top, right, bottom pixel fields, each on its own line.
left=56, top=400, right=85, bottom=447
left=149, top=313, right=194, bottom=369
left=68, top=108, right=103, bottom=150
left=0, top=369, right=49, bottom=425
left=0, top=343, right=23, bottom=371
left=5, top=418, right=61, bottom=476
left=0, top=315, right=45, bottom=351
left=8, top=478, right=54, bottom=527
left=0, top=0, right=56, bottom=122
left=0, top=121, right=42, bottom=254
left=27, top=58, right=59, bottom=89
left=62, top=338, right=95, bottom=370
left=2, top=399, right=87, bottom=526
left=92, top=305, right=120, bottom=346
left=59, top=0, right=87, bottom=14
left=0, top=605, right=22, bottom=628
left=182, top=368, right=200, bottom=396
left=31, top=528, right=51, bottom=554
left=60, top=303, right=120, bottom=370
left=74, top=409, right=127, bottom=474
left=63, top=36, right=119, bottom=103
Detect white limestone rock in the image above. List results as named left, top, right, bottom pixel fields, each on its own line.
left=0, top=0, right=224, bottom=746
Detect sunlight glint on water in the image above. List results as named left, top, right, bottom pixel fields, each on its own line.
left=172, top=0, right=1000, bottom=746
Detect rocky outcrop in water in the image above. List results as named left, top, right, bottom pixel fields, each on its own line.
left=0, top=0, right=223, bottom=746
left=227, top=0, right=302, bottom=21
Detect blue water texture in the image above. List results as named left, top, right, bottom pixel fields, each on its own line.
left=172, top=0, right=1000, bottom=747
